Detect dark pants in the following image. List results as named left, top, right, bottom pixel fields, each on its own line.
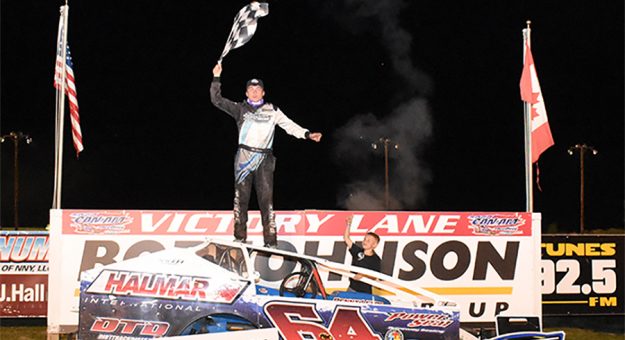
left=233, top=154, right=277, bottom=245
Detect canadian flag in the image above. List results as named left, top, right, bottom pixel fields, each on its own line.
left=520, top=40, right=554, bottom=163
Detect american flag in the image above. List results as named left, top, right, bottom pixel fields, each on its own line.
left=54, top=45, right=84, bottom=155
left=219, top=2, right=269, bottom=63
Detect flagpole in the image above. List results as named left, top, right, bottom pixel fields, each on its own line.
left=53, top=3, right=69, bottom=209
left=523, top=21, right=533, bottom=212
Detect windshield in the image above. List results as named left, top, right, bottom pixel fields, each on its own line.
left=195, top=243, right=248, bottom=278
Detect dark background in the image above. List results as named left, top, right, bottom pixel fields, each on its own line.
left=1, top=0, right=623, bottom=232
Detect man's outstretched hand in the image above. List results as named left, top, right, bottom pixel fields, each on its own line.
left=213, top=63, right=222, bottom=77
left=308, top=132, right=322, bottom=142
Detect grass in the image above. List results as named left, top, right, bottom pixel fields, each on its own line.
left=545, top=327, right=624, bottom=340
left=0, top=326, right=47, bottom=340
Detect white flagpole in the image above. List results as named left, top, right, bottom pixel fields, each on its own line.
left=522, top=21, right=533, bottom=212
left=53, top=4, right=69, bottom=209
left=53, top=8, right=62, bottom=208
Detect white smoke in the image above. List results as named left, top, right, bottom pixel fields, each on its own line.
left=324, top=0, right=434, bottom=210
left=334, top=98, right=432, bottom=210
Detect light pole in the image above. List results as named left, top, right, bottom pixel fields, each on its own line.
left=371, top=137, right=399, bottom=210
left=1, top=131, right=32, bottom=229
left=567, top=143, right=598, bottom=234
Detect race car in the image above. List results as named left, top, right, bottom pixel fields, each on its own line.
left=78, top=239, right=461, bottom=339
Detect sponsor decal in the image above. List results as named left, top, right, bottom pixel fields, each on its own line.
left=468, top=214, right=525, bottom=236
left=385, top=328, right=404, bottom=340
left=384, top=311, right=454, bottom=329
left=243, top=111, right=272, bottom=122
left=87, top=270, right=246, bottom=304
left=69, top=212, right=133, bottom=234
left=81, top=296, right=203, bottom=312
left=265, top=302, right=381, bottom=340
left=90, top=317, right=170, bottom=337
left=331, top=297, right=385, bottom=305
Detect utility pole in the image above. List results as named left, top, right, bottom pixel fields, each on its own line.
left=1, top=131, right=33, bottom=229
left=567, top=143, right=598, bottom=234
left=372, top=137, right=399, bottom=210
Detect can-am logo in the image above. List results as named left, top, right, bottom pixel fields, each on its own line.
left=69, top=212, right=133, bottom=234
left=468, top=214, right=525, bottom=235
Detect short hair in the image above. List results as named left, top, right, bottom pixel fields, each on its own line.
left=366, top=232, right=380, bottom=244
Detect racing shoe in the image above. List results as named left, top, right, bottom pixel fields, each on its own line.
left=233, top=238, right=247, bottom=244
left=264, top=243, right=278, bottom=249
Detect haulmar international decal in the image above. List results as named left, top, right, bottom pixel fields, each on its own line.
left=69, top=212, right=133, bottom=234
left=468, top=214, right=525, bottom=236
left=87, top=270, right=247, bottom=303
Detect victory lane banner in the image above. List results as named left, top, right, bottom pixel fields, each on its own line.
left=47, top=209, right=541, bottom=331
left=542, top=234, right=624, bottom=315
left=0, top=230, right=49, bottom=317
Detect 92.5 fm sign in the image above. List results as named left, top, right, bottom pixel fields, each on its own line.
left=541, top=235, right=624, bottom=315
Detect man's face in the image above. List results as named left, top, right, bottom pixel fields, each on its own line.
left=362, top=234, right=379, bottom=251
left=246, top=85, right=265, bottom=102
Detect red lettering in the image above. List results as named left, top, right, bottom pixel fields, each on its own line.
left=121, top=275, right=140, bottom=294
left=190, top=279, right=209, bottom=299
left=139, top=322, right=170, bottom=336
left=104, top=272, right=127, bottom=292
left=138, top=275, right=152, bottom=292
left=119, top=319, right=142, bottom=334
left=156, top=276, right=179, bottom=296
left=174, top=277, right=192, bottom=297
left=90, top=317, right=170, bottom=336
left=265, top=302, right=330, bottom=339
left=265, top=302, right=381, bottom=340
left=91, top=317, right=119, bottom=333
left=91, top=271, right=222, bottom=301
left=328, top=307, right=381, bottom=340
left=385, top=312, right=453, bottom=328
left=385, top=311, right=407, bottom=322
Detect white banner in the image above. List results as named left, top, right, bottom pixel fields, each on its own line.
left=47, top=209, right=541, bottom=330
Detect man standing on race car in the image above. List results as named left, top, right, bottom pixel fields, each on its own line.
left=210, top=63, right=322, bottom=248
left=344, top=216, right=381, bottom=294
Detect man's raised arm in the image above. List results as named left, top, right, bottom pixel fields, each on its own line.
left=210, top=63, right=239, bottom=116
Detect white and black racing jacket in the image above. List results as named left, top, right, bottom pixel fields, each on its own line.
left=210, top=77, right=310, bottom=151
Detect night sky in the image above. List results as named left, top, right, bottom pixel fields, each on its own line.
left=1, top=0, right=623, bottom=232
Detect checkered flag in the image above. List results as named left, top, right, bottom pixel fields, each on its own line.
left=218, top=2, right=269, bottom=63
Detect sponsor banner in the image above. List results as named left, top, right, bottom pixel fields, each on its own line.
left=542, top=234, right=624, bottom=315
left=62, top=210, right=533, bottom=236
left=48, top=209, right=540, bottom=329
left=0, top=231, right=49, bottom=317
left=0, top=274, right=47, bottom=317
